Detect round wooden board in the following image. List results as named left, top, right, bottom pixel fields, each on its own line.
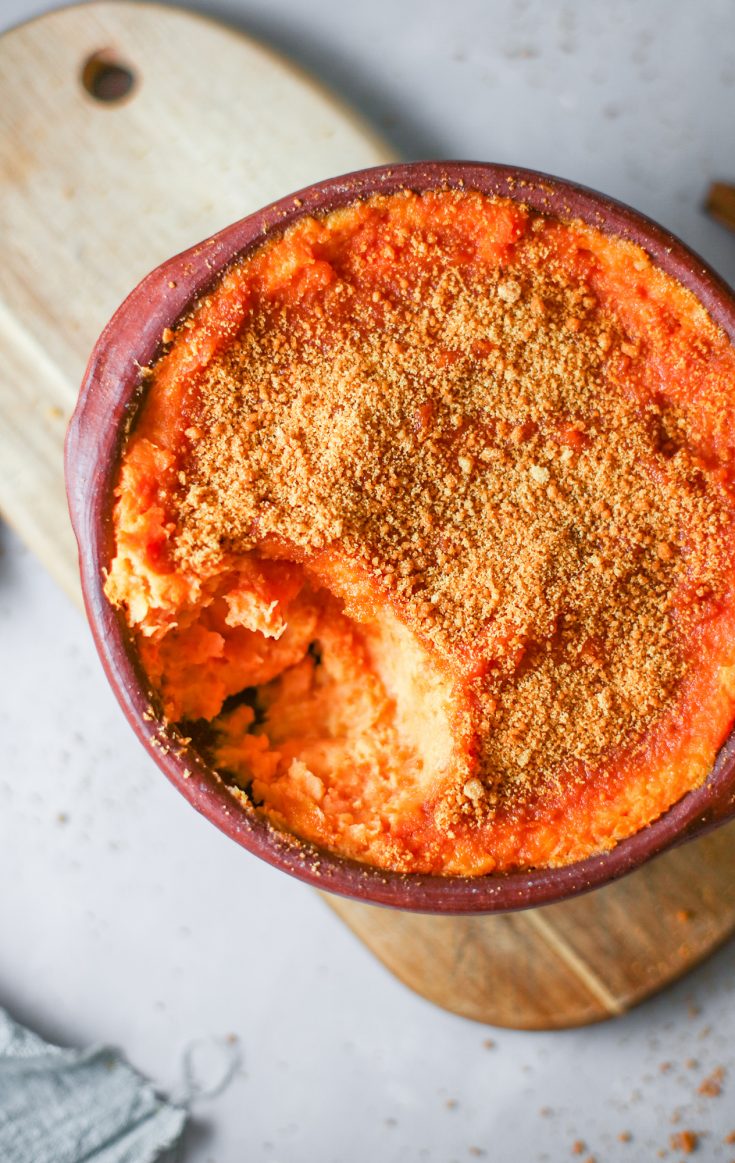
left=0, top=0, right=390, bottom=596
left=2, top=0, right=734, bottom=1030
left=330, top=822, right=735, bottom=1029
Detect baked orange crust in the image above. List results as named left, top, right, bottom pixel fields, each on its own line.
left=106, top=189, right=735, bottom=874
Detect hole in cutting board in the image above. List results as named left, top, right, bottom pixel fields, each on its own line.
left=81, top=50, right=136, bottom=103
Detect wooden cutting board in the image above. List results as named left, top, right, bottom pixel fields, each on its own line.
left=3, top=0, right=735, bottom=1030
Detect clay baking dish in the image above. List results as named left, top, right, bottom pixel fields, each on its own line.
left=65, top=161, right=735, bottom=914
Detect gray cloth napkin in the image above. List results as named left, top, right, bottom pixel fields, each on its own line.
left=0, top=1008, right=186, bottom=1163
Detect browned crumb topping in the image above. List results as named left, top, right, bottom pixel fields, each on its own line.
left=171, top=205, right=732, bottom=820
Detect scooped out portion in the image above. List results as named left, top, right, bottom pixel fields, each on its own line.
left=105, top=187, right=735, bottom=874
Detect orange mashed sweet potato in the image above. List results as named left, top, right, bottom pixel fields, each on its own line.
left=105, top=188, right=735, bottom=875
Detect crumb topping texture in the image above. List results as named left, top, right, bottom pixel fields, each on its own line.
left=106, top=189, right=735, bottom=874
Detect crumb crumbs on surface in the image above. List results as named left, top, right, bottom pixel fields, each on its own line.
left=670, top=1129, right=699, bottom=1154
left=698, top=1066, right=725, bottom=1096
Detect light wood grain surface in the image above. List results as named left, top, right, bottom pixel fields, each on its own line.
left=3, top=0, right=734, bottom=1030
left=0, top=0, right=388, bottom=594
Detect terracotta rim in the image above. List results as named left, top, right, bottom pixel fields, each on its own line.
left=65, top=160, right=735, bottom=914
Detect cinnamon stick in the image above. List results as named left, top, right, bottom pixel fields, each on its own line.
left=705, top=182, right=735, bottom=232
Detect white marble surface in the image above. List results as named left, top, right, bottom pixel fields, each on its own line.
left=3, top=1, right=735, bottom=1160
